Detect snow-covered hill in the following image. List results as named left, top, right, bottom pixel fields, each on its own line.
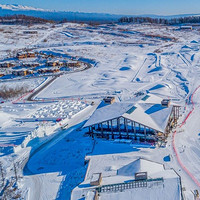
left=0, top=4, right=47, bottom=11
left=0, top=4, right=122, bottom=22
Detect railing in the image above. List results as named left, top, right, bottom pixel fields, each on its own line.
left=96, top=178, right=164, bottom=193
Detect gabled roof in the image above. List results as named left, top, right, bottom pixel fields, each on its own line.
left=83, top=102, right=134, bottom=128
left=71, top=157, right=181, bottom=200
left=123, top=103, right=173, bottom=132
left=117, top=158, right=164, bottom=177
left=138, top=93, right=180, bottom=106
left=84, top=97, right=173, bottom=133
left=138, top=94, right=163, bottom=104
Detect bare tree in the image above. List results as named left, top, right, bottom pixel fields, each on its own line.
left=13, top=162, right=18, bottom=185
left=0, top=161, right=5, bottom=188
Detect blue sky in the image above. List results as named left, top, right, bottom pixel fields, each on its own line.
left=1, top=0, right=200, bottom=15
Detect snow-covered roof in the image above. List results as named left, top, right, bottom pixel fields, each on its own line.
left=98, top=180, right=181, bottom=200
left=71, top=158, right=181, bottom=200
left=84, top=95, right=174, bottom=132
left=12, top=68, right=28, bottom=72
left=91, top=173, right=101, bottom=183
left=85, top=191, right=96, bottom=200
left=22, top=62, right=39, bottom=65
left=135, top=94, right=180, bottom=106
left=84, top=102, right=133, bottom=127
left=117, top=158, right=164, bottom=177
left=137, top=94, right=163, bottom=104
left=123, top=103, right=173, bottom=133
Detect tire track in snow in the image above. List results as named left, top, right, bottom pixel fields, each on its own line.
left=131, top=57, right=147, bottom=82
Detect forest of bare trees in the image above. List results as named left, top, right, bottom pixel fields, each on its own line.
left=119, top=16, right=200, bottom=25
left=0, top=85, right=29, bottom=99
left=0, top=14, right=54, bottom=25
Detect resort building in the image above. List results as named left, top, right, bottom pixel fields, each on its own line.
left=17, top=52, right=36, bottom=59
left=12, top=69, right=33, bottom=76
left=66, top=61, right=81, bottom=68
left=71, top=157, right=182, bottom=200
left=83, top=94, right=180, bottom=143
left=0, top=62, right=15, bottom=68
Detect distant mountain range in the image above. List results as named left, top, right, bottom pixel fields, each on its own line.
left=0, top=4, right=200, bottom=22
left=0, top=4, right=47, bottom=11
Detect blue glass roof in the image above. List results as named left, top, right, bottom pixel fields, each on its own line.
left=126, top=106, right=137, bottom=114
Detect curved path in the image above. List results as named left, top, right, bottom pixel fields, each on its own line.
left=27, top=62, right=92, bottom=102
left=11, top=61, right=93, bottom=104
left=27, top=75, right=58, bottom=101
left=172, top=85, right=200, bottom=188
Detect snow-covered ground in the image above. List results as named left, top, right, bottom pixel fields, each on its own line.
left=0, top=22, right=200, bottom=200
left=0, top=99, right=89, bottom=156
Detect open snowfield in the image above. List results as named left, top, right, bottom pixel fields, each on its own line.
left=35, top=24, right=198, bottom=103
left=0, top=22, right=200, bottom=200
